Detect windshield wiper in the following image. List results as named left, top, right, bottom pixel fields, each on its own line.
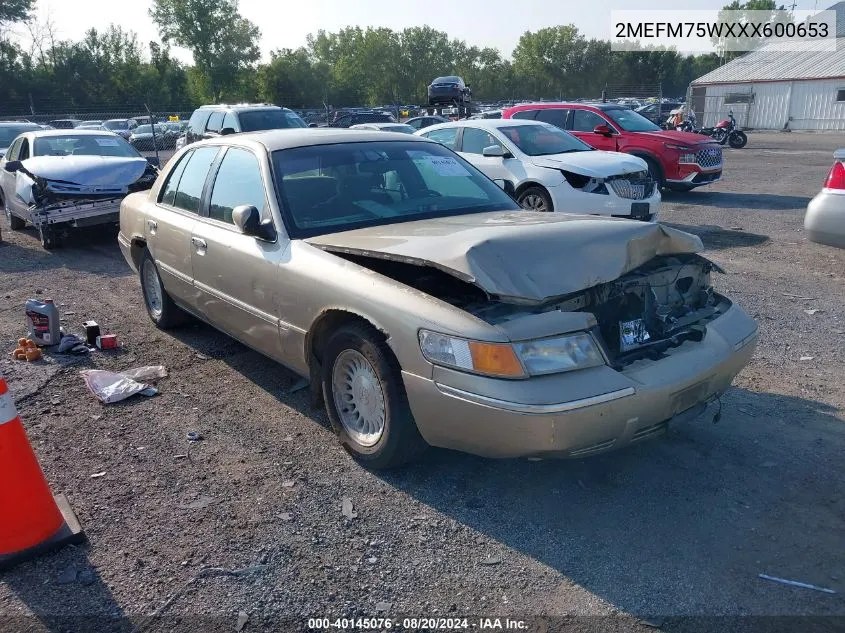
left=533, top=149, right=586, bottom=156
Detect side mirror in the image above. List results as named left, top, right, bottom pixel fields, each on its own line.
left=146, top=156, right=160, bottom=168
left=493, top=179, right=516, bottom=197
left=593, top=124, right=613, bottom=136
left=232, top=205, right=276, bottom=241
left=482, top=144, right=508, bottom=158
left=220, top=127, right=236, bottom=136
left=4, top=160, right=22, bottom=173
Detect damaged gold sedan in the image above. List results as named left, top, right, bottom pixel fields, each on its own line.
left=118, top=130, right=759, bottom=468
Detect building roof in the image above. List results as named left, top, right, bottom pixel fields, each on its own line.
left=692, top=3, right=845, bottom=85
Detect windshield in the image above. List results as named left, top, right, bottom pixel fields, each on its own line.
left=104, top=120, right=129, bottom=130
left=33, top=134, right=141, bottom=158
left=272, top=141, right=519, bottom=238
left=604, top=108, right=661, bottom=132
left=497, top=124, right=593, bottom=156
left=0, top=125, right=40, bottom=146
left=239, top=109, right=307, bottom=132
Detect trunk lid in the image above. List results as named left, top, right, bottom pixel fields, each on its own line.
left=306, top=211, right=702, bottom=304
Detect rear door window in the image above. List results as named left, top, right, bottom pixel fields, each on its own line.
left=421, top=127, right=459, bottom=150
left=534, top=109, right=569, bottom=129
left=205, top=111, right=225, bottom=135
left=222, top=112, right=239, bottom=133
left=172, top=147, right=219, bottom=213
left=511, top=109, right=538, bottom=120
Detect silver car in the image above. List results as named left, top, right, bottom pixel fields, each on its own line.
left=118, top=130, right=758, bottom=468
left=805, top=148, right=845, bottom=249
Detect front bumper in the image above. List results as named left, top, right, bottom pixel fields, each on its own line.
left=548, top=182, right=662, bottom=221
left=402, top=303, right=758, bottom=459
left=805, top=190, right=845, bottom=249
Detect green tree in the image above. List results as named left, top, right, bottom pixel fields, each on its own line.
left=0, top=0, right=34, bottom=27
left=149, top=0, right=260, bottom=101
left=715, top=0, right=790, bottom=62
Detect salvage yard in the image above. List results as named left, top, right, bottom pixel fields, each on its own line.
left=1, top=132, right=844, bottom=631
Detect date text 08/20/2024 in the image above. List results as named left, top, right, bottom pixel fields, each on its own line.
left=307, top=617, right=529, bottom=630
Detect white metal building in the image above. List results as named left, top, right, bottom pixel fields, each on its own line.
left=690, top=3, right=845, bottom=130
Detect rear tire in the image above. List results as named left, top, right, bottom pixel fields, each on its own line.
left=321, top=323, right=427, bottom=469
left=1, top=193, right=25, bottom=230
left=517, top=186, right=553, bottom=212
left=139, top=249, right=188, bottom=329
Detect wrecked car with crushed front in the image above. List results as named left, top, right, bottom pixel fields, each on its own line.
left=117, top=129, right=759, bottom=469
left=1, top=129, right=159, bottom=249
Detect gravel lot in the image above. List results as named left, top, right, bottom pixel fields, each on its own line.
left=1, top=132, right=844, bottom=633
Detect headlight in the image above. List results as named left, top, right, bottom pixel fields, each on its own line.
left=419, top=330, right=605, bottom=378
left=419, top=330, right=526, bottom=378
left=513, top=333, right=604, bottom=375
left=664, top=143, right=691, bottom=151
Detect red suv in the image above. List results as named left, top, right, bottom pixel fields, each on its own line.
left=502, top=102, right=722, bottom=191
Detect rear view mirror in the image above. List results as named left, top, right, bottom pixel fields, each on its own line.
left=482, top=145, right=508, bottom=158
left=593, top=124, right=613, bottom=136
left=493, top=179, right=516, bottom=197
left=3, top=160, right=22, bottom=173
left=232, top=205, right=276, bottom=241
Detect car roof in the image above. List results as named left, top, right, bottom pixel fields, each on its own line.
left=419, top=119, right=552, bottom=132
left=24, top=129, right=122, bottom=138
left=505, top=102, right=622, bottom=112
left=0, top=122, right=42, bottom=128
left=190, top=128, right=433, bottom=152
left=196, top=104, right=288, bottom=112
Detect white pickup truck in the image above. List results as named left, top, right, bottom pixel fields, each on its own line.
left=0, top=129, right=159, bottom=249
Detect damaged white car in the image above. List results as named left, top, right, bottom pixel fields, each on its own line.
left=0, top=130, right=159, bottom=249
left=417, top=119, right=661, bottom=221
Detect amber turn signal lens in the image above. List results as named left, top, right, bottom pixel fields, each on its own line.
left=468, top=341, right=525, bottom=378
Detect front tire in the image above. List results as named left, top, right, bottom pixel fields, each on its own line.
left=2, top=193, right=25, bottom=230
left=140, top=249, right=188, bottom=329
left=321, top=323, right=427, bottom=469
left=642, top=157, right=665, bottom=189
left=728, top=131, right=747, bottom=149
left=517, top=186, right=553, bottom=212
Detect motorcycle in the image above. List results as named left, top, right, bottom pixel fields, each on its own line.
left=709, top=110, right=747, bottom=148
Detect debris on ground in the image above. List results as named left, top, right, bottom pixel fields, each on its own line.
left=800, top=356, right=814, bottom=361
left=186, top=431, right=202, bottom=442
left=803, top=309, right=821, bottom=315
left=282, top=480, right=296, bottom=488
left=235, top=610, right=249, bottom=632
left=782, top=293, right=816, bottom=300
left=177, top=496, right=215, bottom=510
left=80, top=366, right=167, bottom=404
left=56, top=567, right=78, bottom=585
left=758, top=573, right=836, bottom=594
left=341, top=497, right=357, bottom=519
left=480, top=556, right=502, bottom=566
left=90, top=471, right=106, bottom=479
left=375, top=601, right=392, bottom=612
left=12, top=338, right=41, bottom=361
left=57, top=334, right=90, bottom=355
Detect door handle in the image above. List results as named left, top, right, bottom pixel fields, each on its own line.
left=147, top=219, right=157, bottom=234
left=191, top=237, right=207, bottom=250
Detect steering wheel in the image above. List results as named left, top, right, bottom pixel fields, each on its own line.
left=419, top=189, right=442, bottom=198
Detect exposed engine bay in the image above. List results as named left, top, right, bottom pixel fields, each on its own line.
left=336, top=252, right=727, bottom=369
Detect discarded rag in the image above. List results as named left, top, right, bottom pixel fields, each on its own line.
left=58, top=334, right=90, bottom=355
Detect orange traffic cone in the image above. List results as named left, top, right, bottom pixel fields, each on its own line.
left=0, top=378, right=85, bottom=571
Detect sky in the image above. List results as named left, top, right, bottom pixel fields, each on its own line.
left=13, top=0, right=830, bottom=64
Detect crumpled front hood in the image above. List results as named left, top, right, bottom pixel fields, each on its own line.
left=20, top=155, right=149, bottom=188
left=306, top=211, right=703, bottom=304
left=531, top=150, right=647, bottom=178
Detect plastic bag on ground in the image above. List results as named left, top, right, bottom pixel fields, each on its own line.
left=80, top=366, right=167, bottom=404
